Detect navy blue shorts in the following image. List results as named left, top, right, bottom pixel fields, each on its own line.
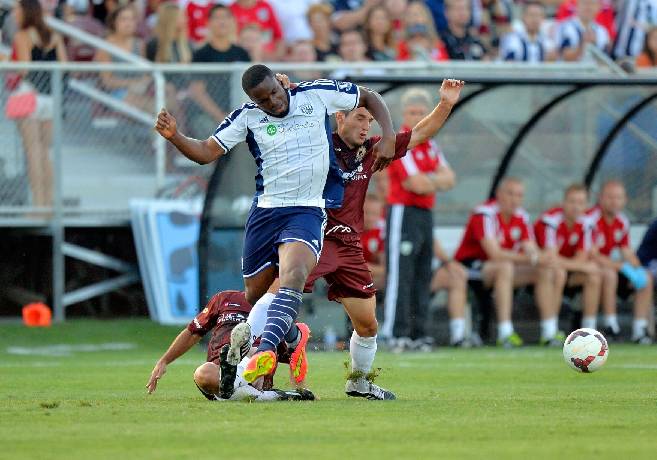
left=242, top=204, right=327, bottom=278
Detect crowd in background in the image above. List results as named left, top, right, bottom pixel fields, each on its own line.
left=3, top=0, right=657, bottom=69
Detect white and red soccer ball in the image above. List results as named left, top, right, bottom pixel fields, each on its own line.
left=563, top=328, right=609, bottom=373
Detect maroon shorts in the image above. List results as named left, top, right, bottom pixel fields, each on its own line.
left=304, top=236, right=375, bottom=302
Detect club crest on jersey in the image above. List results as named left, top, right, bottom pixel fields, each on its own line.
left=266, top=124, right=277, bottom=136
left=569, top=233, right=580, bottom=246
left=614, top=229, right=624, bottom=242
left=300, top=103, right=314, bottom=115
left=341, top=162, right=367, bottom=182
left=356, top=145, right=367, bottom=162
left=510, top=227, right=522, bottom=241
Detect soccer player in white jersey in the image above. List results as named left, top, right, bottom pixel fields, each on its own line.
left=155, top=64, right=396, bottom=386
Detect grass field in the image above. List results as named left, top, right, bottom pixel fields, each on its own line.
left=1, top=319, right=657, bottom=459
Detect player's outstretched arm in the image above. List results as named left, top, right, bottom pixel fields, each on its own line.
left=147, top=328, right=202, bottom=394
left=407, top=79, right=464, bottom=150
left=154, top=108, right=225, bottom=165
left=358, top=88, right=396, bottom=172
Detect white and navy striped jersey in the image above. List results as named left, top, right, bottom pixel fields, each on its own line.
left=212, top=79, right=360, bottom=209
left=499, top=30, right=550, bottom=62
left=558, top=18, right=610, bottom=54
left=613, top=0, right=657, bottom=58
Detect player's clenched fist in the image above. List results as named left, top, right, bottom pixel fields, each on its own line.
left=155, top=108, right=177, bottom=140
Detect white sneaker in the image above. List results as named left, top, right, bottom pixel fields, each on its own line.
left=345, top=378, right=396, bottom=400
left=227, top=322, right=252, bottom=365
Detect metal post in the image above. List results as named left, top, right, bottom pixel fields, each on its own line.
left=51, top=67, right=65, bottom=322
left=154, top=70, right=166, bottom=192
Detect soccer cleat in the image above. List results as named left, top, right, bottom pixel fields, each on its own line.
left=227, top=322, right=252, bottom=365
left=602, top=326, right=621, bottom=342
left=540, top=331, right=566, bottom=347
left=288, top=322, right=311, bottom=384
left=242, top=350, right=277, bottom=383
left=219, top=344, right=237, bottom=399
left=272, top=388, right=316, bottom=401
left=497, top=332, right=523, bottom=348
left=345, top=378, right=396, bottom=400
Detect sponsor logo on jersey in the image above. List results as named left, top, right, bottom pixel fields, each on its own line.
left=300, top=103, right=314, bottom=115
left=266, top=124, right=277, bottom=136
left=193, top=318, right=202, bottom=329
left=363, top=282, right=374, bottom=290
left=341, top=162, right=368, bottom=182
left=326, top=224, right=353, bottom=235
left=217, top=312, right=247, bottom=325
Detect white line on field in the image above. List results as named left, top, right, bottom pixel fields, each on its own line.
left=5, top=342, right=137, bottom=357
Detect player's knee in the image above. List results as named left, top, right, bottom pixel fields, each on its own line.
left=279, top=266, right=310, bottom=290
left=355, top=319, right=378, bottom=337
left=193, top=363, right=219, bottom=390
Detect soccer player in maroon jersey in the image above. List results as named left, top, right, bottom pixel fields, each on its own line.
left=587, top=180, right=653, bottom=343
left=454, top=178, right=567, bottom=347
left=303, top=78, right=465, bottom=399
left=534, top=184, right=602, bottom=332
left=146, top=290, right=314, bottom=401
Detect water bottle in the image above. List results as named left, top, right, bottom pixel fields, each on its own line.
left=324, top=326, right=337, bottom=352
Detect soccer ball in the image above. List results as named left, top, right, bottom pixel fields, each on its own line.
left=562, top=328, right=609, bottom=373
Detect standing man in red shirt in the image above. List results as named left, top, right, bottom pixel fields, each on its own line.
left=587, top=180, right=653, bottom=344
left=382, top=87, right=456, bottom=348
left=534, top=184, right=602, bottom=331
left=229, top=0, right=285, bottom=59
left=454, top=178, right=567, bottom=347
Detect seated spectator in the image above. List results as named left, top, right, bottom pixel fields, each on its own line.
left=308, top=3, right=340, bottom=61
left=180, top=0, right=215, bottom=46
left=384, top=0, right=408, bottom=40
left=146, top=2, right=191, bottom=64
left=637, top=218, right=657, bottom=282
left=361, top=192, right=386, bottom=289
left=238, top=23, right=266, bottom=62
left=332, top=29, right=384, bottom=79
left=286, top=40, right=322, bottom=80
left=440, top=0, right=487, bottom=60
left=397, top=1, right=448, bottom=61
left=188, top=5, right=250, bottom=139
left=499, top=1, right=555, bottom=62
left=269, top=0, right=320, bottom=44
left=557, top=0, right=609, bottom=61
left=454, top=178, right=567, bottom=347
left=556, top=0, right=616, bottom=43
left=63, top=0, right=106, bottom=61
left=364, top=5, right=396, bottom=60
left=430, top=239, right=469, bottom=347
left=635, top=26, right=657, bottom=69
left=587, top=180, right=654, bottom=344
left=331, top=0, right=379, bottom=32
left=229, top=0, right=284, bottom=60
left=534, top=185, right=602, bottom=331
left=613, top=0, right=657, bottom=60
left=94, top=4, right=151, bottom=110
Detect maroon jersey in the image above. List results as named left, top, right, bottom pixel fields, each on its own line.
left=325, top=131, right=411, bottom=239
left=187, top=290, right=251, bottom=365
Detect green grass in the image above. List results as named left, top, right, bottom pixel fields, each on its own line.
left=1, top=320, right=657, bottom=459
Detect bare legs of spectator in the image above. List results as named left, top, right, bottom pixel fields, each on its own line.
left=633, top=275, right=653, bottom=341
left=601, top=268, right=620, bottom=334
left=568, top=270, right=602, bottom=329
left=481, top=261, right=514, bottom=341
left=18, top=118, right=53, bottom=211
left=431, top=262, right=468, bottom=344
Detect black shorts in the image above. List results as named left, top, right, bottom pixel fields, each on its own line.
left=459, top=259, right=484, bottom=282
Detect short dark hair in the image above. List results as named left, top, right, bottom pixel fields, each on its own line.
left=242, top=64, right=275, bottom=93
left=208, top=4, right=230, bottom=20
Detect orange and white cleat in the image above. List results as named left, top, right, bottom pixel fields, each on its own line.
left=289, top=323, right=311, bottom=384
left=242, top=350, right=277, bottom=383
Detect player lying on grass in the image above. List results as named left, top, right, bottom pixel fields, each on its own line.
left=534, top=184, right=602, bottom=332
left=146, top=289, right=314, bottom=401
left=266, top=76, right=462, bottom=399
left=454, top=177, right=567, bottom=347
left=155, top=65, right=397, bottom=387
left=587, top=180, right=654, bottom=344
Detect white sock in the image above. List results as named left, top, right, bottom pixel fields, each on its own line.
left=497, top=321, right=514, bottom=340
left=581, top=316, right=597, bottom=330
left=540, top=317, right=558, bottom=340
left=350, top=331, right=377, bottom=375
left=449, top=318, right=466, bottom=344
left=246, top=293, right=274, bottom=345
left=632, top=318, right=648, bottom=340
left=604, top=314, right=620, bottom=334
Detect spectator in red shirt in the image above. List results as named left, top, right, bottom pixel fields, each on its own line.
left=555, top=0, right=616, bottom=41
left=587, top=180, right=653, bottom=344
left=382, top=86, right=458, bottom=348
left=534, top=184, right=602, bottom=331
left=180, top=0, right=216, bottom=46
left=454, top=178, right=567, bottom=347
left=397, top=0, right=448, bottom=61
left=229, top=0, right=284, bottom=59
left=361, top=192, right=387, bottom=288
